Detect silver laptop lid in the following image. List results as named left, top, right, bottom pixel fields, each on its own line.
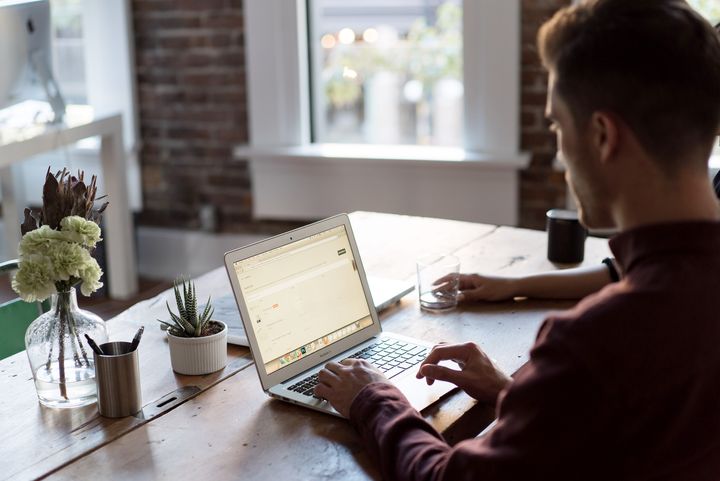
left=224, top=214, right=381, bottom=391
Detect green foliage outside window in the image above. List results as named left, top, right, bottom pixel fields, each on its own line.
left=687, top=0, right=720, bottom=24
left=323, top=1, right=462, bottom=109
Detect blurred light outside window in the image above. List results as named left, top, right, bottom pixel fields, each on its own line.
left=686, top=0, right=720, bottom=160
left=309, top=0, right=463, bottom=147
left=51, top=0, right=86, bottom=104
left=687, top=0, right=720, bottom=24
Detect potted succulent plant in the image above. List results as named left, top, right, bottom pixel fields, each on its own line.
left=158, top=278, right=227, bottom=375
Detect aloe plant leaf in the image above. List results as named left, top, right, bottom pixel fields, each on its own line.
left=166, top=301, right=194, bottom=335
left=173, top=282, right=187, bottom=321
left=200, top=297, right=213, bottom=322
left=166, top=311, right=183, bottom=329
left=173, top=313, right=194, bottom=335
left=157, top=319, right=177, bottom=331
left=187, top=282, right=197, bottom=326
left=199, top=313, right=211, bottom=335
left=183, top=280, right=193, bottom=326
left=202, top=308, right=215, bottom=327
left=165, top=303, right=182, bottom=326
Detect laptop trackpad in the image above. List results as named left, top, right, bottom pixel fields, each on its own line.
left=392, top=373, right=457, bottom=412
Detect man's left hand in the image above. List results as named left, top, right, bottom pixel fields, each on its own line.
left=315, top=359, right=389, bottom=417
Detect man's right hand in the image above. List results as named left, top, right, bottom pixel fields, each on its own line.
left=416, top=342, right=511, bottom=404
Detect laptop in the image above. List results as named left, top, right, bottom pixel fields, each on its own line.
left=368, top=276, right=414, bottom=312
left=224, top=214, right=455, bottom=417
left=214, top=277, right=414, bottom=347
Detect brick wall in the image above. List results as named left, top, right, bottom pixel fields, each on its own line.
left=131, top=0, right=570, bottom=232
left=132, top=0, right=253, bottom=232
left=519, top=0, right=571, bottom=230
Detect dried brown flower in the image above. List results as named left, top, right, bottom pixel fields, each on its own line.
left=20, top=167, right=109, bottom=235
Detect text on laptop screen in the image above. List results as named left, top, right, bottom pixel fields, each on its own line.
left=232, top=225, right=373, bottom=374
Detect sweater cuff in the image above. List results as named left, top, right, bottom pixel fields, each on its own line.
left=349, top=382, right=412, bottom=426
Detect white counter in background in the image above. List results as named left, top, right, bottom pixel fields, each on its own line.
left=0, top=103, right=138, bottom=299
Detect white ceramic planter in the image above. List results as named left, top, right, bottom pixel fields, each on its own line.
left=167, top=321, right=228, bottom=375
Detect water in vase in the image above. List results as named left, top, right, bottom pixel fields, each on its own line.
left=33, top=360, right=97, bottom=408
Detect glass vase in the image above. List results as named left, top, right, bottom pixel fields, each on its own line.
left=24, top=288, right=108, bottom=408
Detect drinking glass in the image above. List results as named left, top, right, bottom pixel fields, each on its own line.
left=416, top=254, right=460, bottom=311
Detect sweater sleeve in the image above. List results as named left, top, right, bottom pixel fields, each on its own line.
left=348, top=321, right=608, bottom=481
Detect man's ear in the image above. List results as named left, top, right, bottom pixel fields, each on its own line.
left=590, top=111, right=619, bottom=164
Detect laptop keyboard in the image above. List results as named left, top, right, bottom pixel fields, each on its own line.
left=287, top=338, right=429, bottom=398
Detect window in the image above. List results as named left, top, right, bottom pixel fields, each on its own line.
left=687, top=0, right=720, bottom=25
left=687, top=0, right=720, bottom=165
left=50, top=0, right=86, bottom=104
left=242, top=1, right=525, bottom=225
left=308, top=0, right=463, bottom=146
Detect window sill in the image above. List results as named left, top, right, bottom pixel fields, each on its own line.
left=234, top=143, right=529, bottom=226
left=233, top=143, right=529, bottom=170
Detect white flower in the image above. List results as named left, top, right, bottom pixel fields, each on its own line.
left=18, top=225, right=72, bottom=256
left=45, top=241, right=87, bottom=281
left=60, top=216, right=102, bottom=248
left=11, top=255, right=56, bottom=302
left=78, top=256, right=103, bottom=297
left=14, top=218, right=105, bottom=300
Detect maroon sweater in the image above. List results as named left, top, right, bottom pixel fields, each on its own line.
left=350, top=221, right=720, bottom=481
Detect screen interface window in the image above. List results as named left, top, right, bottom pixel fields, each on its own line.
left=233, top=225, right=373, bottom=375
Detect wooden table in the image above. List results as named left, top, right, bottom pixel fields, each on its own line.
left=0, top=212, right=611, bottom=480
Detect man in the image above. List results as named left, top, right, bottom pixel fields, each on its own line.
left=315, top=1, right=720, bottom=479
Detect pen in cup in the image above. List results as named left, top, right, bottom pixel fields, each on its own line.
left=130, top=326, right=144, bottom=351
left=84, top=333, right=104, bottom=356
left=94, top=340, right=142, bottom=417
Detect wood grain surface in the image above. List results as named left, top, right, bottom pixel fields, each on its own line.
left=2, top=212, right=612, bottom=480
left=0, top=269, right=253, bottom=481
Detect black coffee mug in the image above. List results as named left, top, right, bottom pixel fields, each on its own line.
left=546, top=209, right=587, bottom=264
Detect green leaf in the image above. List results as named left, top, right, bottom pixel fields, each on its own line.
left=166, top=300, right=194, bottom=335
left=165, top=305, right=182, bottom=326
left=200, top=296, right=213, bottom=322
left=173, top=314, right=194, bottom=335
left=157, top=319, right=177, bottom=331
left=168, top=327, right=183, bottom=337
left=183, top=278, right=190, bottom=311
left=187, top=282, right=197, bottom=326
left=173, top=281, right=187, bottom=321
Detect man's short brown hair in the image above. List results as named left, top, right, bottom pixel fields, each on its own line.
left=539, top=0, right=720, bottom=170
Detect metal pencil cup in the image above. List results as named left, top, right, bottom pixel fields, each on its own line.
left=94, top=341, right=142, bottom=418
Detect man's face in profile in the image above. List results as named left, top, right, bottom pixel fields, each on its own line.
left=546, top=73, right=614, bottom=229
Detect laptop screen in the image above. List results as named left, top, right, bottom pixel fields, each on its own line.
left=231, top=225, right=374, bottom=375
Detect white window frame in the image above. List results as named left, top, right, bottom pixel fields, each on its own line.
left=240, top=0, right=528, bottom=225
